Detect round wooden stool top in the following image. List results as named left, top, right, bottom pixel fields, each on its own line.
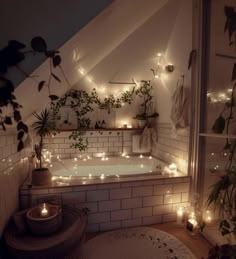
left=4, top=207, right=87, bottom=259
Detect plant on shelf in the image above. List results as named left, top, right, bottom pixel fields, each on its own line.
left=51, top=88, right=99, bottom=151
left=32, top=108, right=54, bottom=186
left=204, top=5, right=236, bottom=258
left=133, top=80, right=159, bottom=122
left=0, top=36, right=68, bottom=151
left=98, top=94, right=122, bottom=114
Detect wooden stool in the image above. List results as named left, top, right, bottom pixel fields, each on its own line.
left=4, top=207, right=87, bottom=259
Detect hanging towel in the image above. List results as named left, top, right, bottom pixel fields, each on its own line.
left=140, top=126, right=158, bottom=150
left=170, top=82, right=189, bottom=129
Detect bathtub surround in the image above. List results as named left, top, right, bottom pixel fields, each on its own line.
left=152, top=123, right=189, bottom=174
left=0, top=129, right=30, bottom=237
left=20, top=176, right=190, bottom=232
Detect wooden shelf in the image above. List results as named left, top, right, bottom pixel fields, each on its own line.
left=57, top=128, right=143, bottom=132
left=199, top=133, right=236, bottom=139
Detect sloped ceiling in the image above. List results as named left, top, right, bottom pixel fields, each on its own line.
left=14, top=0, right=184, bottom=123
left=0, top=0, right=114, bottom=86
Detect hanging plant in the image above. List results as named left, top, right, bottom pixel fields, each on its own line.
left=51, top=88, right=99, bottom=151
left=0, top=36, right=69, bottom=151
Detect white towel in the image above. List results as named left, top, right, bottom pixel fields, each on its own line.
left=170, top=84, right=189, bottom=129
left=140, top=127, right=158, bottom=150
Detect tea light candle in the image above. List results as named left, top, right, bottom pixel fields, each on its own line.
left=186, top=211, right=198, bottom=232
left=188, top=218, right=198, bottom=227
left=40, top=203, right=49, bottom=217
left=123, top=124, right=127, bottom=128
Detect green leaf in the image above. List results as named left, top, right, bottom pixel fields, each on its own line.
left=51, top=73, right=61, bottom=83
left=221, top=228, right=230, bottom=236
left=17, top=131, right=24, bottom=140
left=4, top=116, right=12, bottom=125
left=17, top=140, right=24, bottom=152
left=212, top=115, right=225, bottom=134
left=49, top=95, right=59, bottom=101
left=38, top=81, right=45, bottom=92
left=17, top=121, right=28, bottom=133
left=31, top=37, right=47, bottom=52
left=52, top=55, right=61, bottom=68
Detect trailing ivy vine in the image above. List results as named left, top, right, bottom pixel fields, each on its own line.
left=52, top=81, right=158, bottom=151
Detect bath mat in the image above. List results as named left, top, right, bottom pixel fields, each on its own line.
left=69, top=227, right=196, bottom=259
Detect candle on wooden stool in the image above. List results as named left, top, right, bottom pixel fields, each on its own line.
left=40, top=203, right=49, bottom=217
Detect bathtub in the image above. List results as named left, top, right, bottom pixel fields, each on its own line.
left=50, top=156, right=167, bottom=179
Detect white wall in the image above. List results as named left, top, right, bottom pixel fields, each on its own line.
left=153, top=0, right=192, bottom=124
left=0, top=130, right=30, bottom=237
left=150, top=0, right=192, bottom=174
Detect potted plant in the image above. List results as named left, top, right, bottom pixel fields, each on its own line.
left=32, top=108, right=54, bottom=186
left=203, top=5, right=236, bottom=257
left=133, top=80, right=159, bottom=127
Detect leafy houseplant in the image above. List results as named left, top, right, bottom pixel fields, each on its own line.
left=133, top=80, right=159, bottom=123
left=32, top=108, right=54, bottom=186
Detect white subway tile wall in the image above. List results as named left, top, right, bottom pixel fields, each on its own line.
left=152, top=123, right=189, bottom=174
left=20, top=176, right=190, bottom=232
left=0, top=129, right=30, bottom=237
left=44, top=130, right=142, bottom=158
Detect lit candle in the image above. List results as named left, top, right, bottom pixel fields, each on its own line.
left=204, top=210, right=212, bottom=223
left=123, top=124, right=127, bottom=128
left=188, top=218, right=198, bottom=228
left=139, top=154, right=143, bottom=159
left=40, top=203, right=49, bottom=217
left=186, top=211, right=198, bottom=232
left=176, top=206, right=184, bottom=224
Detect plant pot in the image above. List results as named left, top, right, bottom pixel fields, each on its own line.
left=138, top=120, right=147, bottom=128
left=32, top=168, right=52, bottom=186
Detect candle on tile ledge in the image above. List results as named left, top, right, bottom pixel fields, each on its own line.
left=186, top=211, right=198, bottom=232
left=176, top=206, right=185, bottom=225
left=40, top=203, right=49, bottom=217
